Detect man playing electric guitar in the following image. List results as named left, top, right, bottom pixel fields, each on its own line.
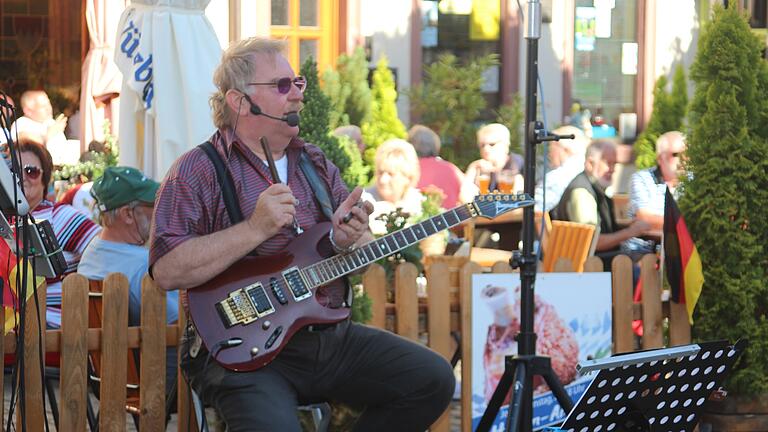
left=149, top=37, right=455, bottom=431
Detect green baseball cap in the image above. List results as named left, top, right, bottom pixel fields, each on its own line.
left=91, top=166, right=160, bottom=211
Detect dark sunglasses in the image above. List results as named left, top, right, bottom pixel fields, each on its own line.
left=23, top=164, right=42, bottom=180
left=247, top=76, right=307, bottom=94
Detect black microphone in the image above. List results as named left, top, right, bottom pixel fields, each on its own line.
left=242, top=94, right=300, bottom=127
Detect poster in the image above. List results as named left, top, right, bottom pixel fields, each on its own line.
left=471, top=272, right=612, bottom=431
left=575, top=7, right=597, bottom=52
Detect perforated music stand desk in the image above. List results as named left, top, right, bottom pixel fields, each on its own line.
left=559, top=340, right=746, bottom=432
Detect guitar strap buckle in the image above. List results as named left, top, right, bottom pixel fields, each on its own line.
left=185, top=322, right=204, bottom=359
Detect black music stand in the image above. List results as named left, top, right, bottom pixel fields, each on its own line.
left=557, top=340, right=746, bottom=432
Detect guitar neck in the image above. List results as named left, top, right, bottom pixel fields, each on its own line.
left=301, top=203, right=477, bottom=288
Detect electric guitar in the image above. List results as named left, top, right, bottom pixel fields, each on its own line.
left=187, top=193, right=534, bottom=371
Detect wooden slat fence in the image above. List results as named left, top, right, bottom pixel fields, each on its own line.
left=1, top=253, right=689, bottom=431
left=1, top=273, right=195, bottom=431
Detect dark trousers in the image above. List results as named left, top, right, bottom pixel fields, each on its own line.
left=182, top=320, right=456, bottom=431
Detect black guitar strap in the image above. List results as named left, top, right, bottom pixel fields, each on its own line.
left=198, top=141, right=245, bottom=224
left=298, top=151, right=335, bottom=221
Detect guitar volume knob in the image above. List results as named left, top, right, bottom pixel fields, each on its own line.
left=250, top=347, right=259, bottom=357
left=262, top=320, right=271, bottom=330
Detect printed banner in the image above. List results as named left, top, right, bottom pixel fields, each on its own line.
left=471, top=272, right=612, bottom=430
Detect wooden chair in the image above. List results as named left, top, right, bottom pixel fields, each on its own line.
left=540, top=220, right=599, bottom=272
left=534, top=211, right=553, bottom=255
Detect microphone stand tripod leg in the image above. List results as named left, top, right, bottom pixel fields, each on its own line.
left=505, top=360, right=528, bottom=432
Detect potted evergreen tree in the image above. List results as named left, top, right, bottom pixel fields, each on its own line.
left=681, top=5, right=768, bottom=429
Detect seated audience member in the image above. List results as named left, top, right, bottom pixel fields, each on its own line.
left=363, top=138, right=424, bottom=235
left=550, top=140, right=650, bottom=268
left=10, top=90, right=67, bottom=149
left=17, top=139, right=101, bottom=327
left=408, top=124, right=463, bottom=207
left=461, top=123, right=523, bottom=202
left=333, top=124, right=365, bottom=154
left=622, top=131, right=687, bottom=258
left=534, top=125, right=589, bottom=212
left=78, top=166, right=178, bottom=400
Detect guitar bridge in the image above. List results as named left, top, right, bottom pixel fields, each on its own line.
left=215, top=282, right=275, bottom=328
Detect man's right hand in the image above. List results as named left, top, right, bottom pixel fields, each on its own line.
left=629, top=219, right=652, bottom=237
left=247, top=183, right=297, bottom=239
left=47, top=114, right=67, bottom=139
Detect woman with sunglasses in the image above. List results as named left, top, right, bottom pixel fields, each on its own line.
left=17, top=138, right=101, bottom=328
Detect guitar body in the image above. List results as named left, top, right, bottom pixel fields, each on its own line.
left=187, top=222, right=349, bottom=371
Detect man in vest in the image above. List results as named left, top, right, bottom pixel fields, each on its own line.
left=551, top=139, right=650, bottom=268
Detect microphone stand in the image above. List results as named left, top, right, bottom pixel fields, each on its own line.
left=476, top=1, right=575, bottom=431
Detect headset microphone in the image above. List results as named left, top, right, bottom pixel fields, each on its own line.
left=242, top=94, right=300, bottom=127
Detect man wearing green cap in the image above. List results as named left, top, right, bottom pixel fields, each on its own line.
left=78, top=166, right=178, bottom=402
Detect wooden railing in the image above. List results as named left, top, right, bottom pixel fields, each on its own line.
left=0, top=253, right=690, bottom=431
left=1, top=273, right=197, bottom=431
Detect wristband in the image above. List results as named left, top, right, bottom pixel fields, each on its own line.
left=329, top=227, right=356, bottom=254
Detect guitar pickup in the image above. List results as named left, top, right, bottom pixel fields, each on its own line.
left=215, top=282, right=275, bottom=328
left=282, top=267, right=312, bottom=302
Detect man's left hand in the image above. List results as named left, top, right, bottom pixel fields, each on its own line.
left=331, top=187, right=373, bottom=250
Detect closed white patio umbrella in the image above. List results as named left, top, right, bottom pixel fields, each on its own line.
left=115, top=0, right=221, bottom=180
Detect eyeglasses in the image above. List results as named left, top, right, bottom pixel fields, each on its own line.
left=23, top=164, right=42, bottom=180
left=247, top=76, right=307, bottom=94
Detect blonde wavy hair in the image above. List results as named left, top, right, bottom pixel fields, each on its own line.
left=210, top=37, right=286, bottom=129
left=374, top=138, right=421, bottom=188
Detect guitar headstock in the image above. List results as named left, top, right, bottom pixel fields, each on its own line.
left=472, top=193, right=534, bottom=219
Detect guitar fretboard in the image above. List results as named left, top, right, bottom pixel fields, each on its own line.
left=301, top=203, right=476, bottom=288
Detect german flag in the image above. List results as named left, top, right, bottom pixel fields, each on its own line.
left=664, top=187, right=704, bottom=324
left=1, top=241, right=42, bottom=334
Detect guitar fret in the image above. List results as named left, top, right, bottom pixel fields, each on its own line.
left=385, top=235, right=398, bottom=252
left=307, top=267, right=319, bottom=286
left=378, top=240, right=391, bottom=255
left=444, top=209, right=459, bottom=226
left=324, top=260, right=337, bottom=279
left=316, top=264, right=328, bottom=282
left=412, top=225, right=425, bottom=239
left=403, top=227, right=416, bottom=243
left=344, top=255, right=355, bottom=272
left=423, top=219, right=437, bottom=236
left=369, top=243, right=384, bottom=259
left=351, top=250, right=363, bottom=267
left=393, top=232, right=407, bottom=248
left=432, top=215, right=446, bottom=231
left=322, top=262, right=333, bottom=281
left=363, top=245, right=376, bottom=261
left=339, top=256, right=350, bottom=273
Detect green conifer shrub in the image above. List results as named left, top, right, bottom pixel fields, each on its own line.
left=298, top=57, right=368, bottom=188
left=361, top=56, right=407, bottom=171
left=682, top=5, right=768, bottom=396
left=407, top=53, right=499, bottom=169
left=323, top=47, right=372, bottom=130
left=635, top=65, right=688, bottom=169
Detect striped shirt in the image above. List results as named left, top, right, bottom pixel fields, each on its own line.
left=32, top=200, right=101, bottom=327
left=149, top=130, right=351, bottom=289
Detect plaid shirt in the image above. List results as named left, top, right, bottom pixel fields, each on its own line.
left=149, top=129, right=350, bottom=275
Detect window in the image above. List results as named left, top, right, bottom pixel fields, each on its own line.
left=572, top=0, right=638, bottom=133
left=420, top=0, right=502, bottom=112
left=270, top=0, right=339, bottom=74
